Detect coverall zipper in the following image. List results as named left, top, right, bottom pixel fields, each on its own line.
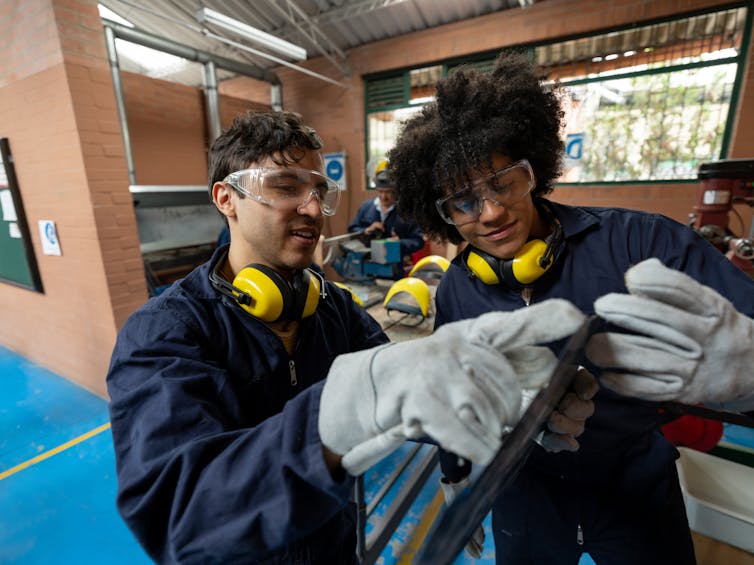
left=289, top=359, right=298, bottom=387
left=520, top=286, right=533, bottom=306
left=522, top=284, right=584, bottom=547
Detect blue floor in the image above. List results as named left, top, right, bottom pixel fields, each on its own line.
left=0, top=347, right=151, bottom=564
left=2, top=344, right=753, bottom=564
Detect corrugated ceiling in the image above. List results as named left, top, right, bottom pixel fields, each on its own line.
left=99, top=0, right=537, bottom=85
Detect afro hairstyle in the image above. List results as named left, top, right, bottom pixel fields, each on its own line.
left=388, top=51, right=565, bottom=244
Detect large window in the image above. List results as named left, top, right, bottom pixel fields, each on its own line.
left=364, top=4, right=750, bottom=184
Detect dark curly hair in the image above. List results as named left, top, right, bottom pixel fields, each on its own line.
left=388, top=52, right=565, bottom=244
left=208, top=110, right=323, bottom=197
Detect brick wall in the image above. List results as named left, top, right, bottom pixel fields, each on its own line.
left=122, top=72, right=267, bottom=186
left=0, top=0, right=137, bottom=396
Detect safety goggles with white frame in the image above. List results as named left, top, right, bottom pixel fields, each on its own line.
left=223, top=167, right=341, bottom=216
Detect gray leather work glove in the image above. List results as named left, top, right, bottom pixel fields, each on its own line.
left=439, top=476, right=485, bottom=559
left=586, top=258, right=754, bottom=409
left=319, top=299, right=586, bottom=475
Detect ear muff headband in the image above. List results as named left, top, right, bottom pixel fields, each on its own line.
left=209, top=253, right=322, bottom=322
left=299, top=270, right=321, bottom=318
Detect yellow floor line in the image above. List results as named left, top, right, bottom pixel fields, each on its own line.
left=397, top=486, right=446, bottom=564
left=0, top=422, right=111, bottom=481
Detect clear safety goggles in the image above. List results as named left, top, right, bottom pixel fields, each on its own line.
left=223, top=167, right=341, bottom=216
left=435, top=159, right=535, bottom=226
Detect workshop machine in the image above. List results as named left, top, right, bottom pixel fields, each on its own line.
left=130, top=185, right=224, bottom=295
left=689, top=159, right=754, bottom=276
left=323, top=230, right=406, bottom=282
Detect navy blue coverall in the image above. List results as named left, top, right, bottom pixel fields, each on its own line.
left=348, top=197, right=425, bottom=258
left=107, top=246, right=388, bottom=564
left=436, top=200, right=754, bottom=565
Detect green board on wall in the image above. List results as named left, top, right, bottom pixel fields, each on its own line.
left=0, top=138, right=43, bottom=292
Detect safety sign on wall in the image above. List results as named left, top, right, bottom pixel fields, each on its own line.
left=324, top=152, right=347, bottom=191
left=38, top=220, right=62, bottom=256
left=566, top=133, right=585, bottom=160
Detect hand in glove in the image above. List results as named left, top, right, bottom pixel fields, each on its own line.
left=586, top=258, right=754, bottom=406
left=319, top=299, right=585, bottom=475
left=439, top=477, right=485, bottom=559
left=538, top=367, right=598, bottom=452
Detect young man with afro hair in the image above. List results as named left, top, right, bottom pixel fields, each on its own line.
left=389, top=52, right=754, bottom=564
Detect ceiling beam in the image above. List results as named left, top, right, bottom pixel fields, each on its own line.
left=267, top=0, right=350, bottom=76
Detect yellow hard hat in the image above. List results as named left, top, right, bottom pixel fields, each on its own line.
left=407, top=255, right=451, bottom=279
left=383, top=277, right=431, bottom=317
left=333, top=281, right=364, bottom=307
left=374, top=158, right=389, bottom=175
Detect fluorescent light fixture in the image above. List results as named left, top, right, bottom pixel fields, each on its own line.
left=197, top=7, right=307, bottom=61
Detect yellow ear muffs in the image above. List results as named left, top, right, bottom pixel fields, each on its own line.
left=507, top=239, right=551, bottom=285
left=209, top=252, right=321, bottom=322
left=232, top=265, right=289, bottom=322
left=299, top=270, right=321, bottom=318
left=465, top=250, right=501, bottom=285
left=464, top=221, right=563, bottom=290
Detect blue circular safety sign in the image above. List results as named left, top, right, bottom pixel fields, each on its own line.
left=327, top=160, right=343, bottom=180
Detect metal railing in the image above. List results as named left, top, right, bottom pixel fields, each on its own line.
left=355, top=444, right=439, bottom=564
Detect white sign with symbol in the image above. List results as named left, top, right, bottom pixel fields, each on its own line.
left=38, top=220, right=62, bottom=255
left=324, top=152, right=347, bottom=191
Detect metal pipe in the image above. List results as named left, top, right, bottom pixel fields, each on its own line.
left=271, top=83, right=283, bottom=111
left=204, top=30, right=349, bottom=89
left=203, top=61, right=222, bottom=143
left=104, top=21, right=280, bottom=85
left=104, top=25, right=136, bottom=185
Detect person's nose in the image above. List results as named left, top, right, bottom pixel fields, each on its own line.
left=477, top=193, right=504, bottom=222
left=297, top=189, right=322, bottom=217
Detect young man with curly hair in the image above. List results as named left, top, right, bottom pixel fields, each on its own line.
left=389, top=53, right=754, bottom=564
left=106, top=110, right=595, bottom=564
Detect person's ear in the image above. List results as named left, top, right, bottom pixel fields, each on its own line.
left=213, top=181, right=236, bottom=220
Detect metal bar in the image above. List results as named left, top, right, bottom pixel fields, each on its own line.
left=271, top=0, right=350, bottom=76
left=104, top=21, right=280, bottom=85
left=363, top=447, right=439, bottom=564
left=365, top=444, right=424, bottom=516
left=129, top=185, right=206, bottom=193
left=204, top=30, right=350, bottom=89
left=661, top=402, right=754, bottom=429
left=202, top=61, right=222, bottom=143
left=355, top=475, right=367, bottom=562
left=271, top=83, right=283, bottom=111
left=104, top=25, right=136, bottom=185
left=415, top=316, right=601, bottom=565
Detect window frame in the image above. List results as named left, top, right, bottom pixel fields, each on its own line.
left=362, top=1, right=751, bottom=187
